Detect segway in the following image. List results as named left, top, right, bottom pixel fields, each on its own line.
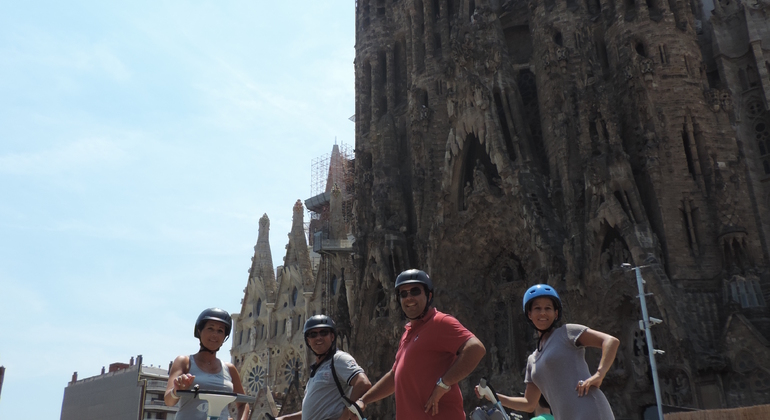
left=177, top=385, right=255, bottom=420
left=471, top=378, right=513, bottom=420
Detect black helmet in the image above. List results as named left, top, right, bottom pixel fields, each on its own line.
left=303, top=314, right=336, bottom=336
left=395, top=269, right=433, bottom=293
left=395, top=269, right=434, bottom=320
left=304, top=315, right=337, bottom=358
left=194, top=308, right=232, bottom=341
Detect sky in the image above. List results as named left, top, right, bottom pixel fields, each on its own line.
left=0, top=2, right=355, bottom=418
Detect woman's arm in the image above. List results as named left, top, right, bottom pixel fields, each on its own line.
left=576, top=328, right=620, bottom=396
left=355, top=369, right=395, bottom=411
left=475, top=382, right=541, bottom=413
left=164, top=355, right=193, bottom=406
left=227, top=362, right=252, bottom=420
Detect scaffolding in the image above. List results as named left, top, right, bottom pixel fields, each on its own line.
left=310, top=142, right=354, bottom=196
left=307, top=141, right=356, bottom=315
left=308, top=141, right=355, bottom=224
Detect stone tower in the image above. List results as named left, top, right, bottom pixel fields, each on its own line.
left=349, top=0, right=770, bottom=418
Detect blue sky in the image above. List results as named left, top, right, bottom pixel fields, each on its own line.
left=0, top=2, right=355, bottom=418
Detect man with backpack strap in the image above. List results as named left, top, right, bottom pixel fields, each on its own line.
left=276, top=315, right=371, bottom=420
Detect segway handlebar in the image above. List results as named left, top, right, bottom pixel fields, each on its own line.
left=478, top=378, right=499, bottom=404
left=346, top=401, right=367, bottom=420
left=478, top=378, right=511, bottom=420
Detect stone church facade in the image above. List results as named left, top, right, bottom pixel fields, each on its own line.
left=346, top=0, right=770, bottom=419
left=229, top=146, right=356, bottom=419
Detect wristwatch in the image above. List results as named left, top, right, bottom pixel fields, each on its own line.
left=436, top=377, right=451, bottom=390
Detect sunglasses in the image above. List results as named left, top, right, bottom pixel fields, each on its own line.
left=306, top=329, right=332, bottom=339
left=398, top=286, right=423, bottom=299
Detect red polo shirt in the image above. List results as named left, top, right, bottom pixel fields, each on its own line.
left=393, top=307, right=475, bottom=419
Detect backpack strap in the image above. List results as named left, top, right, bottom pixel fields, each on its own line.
left=329, top=350, right=365, bottom=419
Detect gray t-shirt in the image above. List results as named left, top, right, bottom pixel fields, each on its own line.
left=301, top=351, right=364, bottom=420
left=525, top=324, right=615, bottom=420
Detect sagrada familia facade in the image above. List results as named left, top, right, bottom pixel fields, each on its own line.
left=230, top=0, right=770, bottom=418
left=229, top=145, right=356, bottom=418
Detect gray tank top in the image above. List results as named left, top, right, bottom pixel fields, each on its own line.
left=176, top=355, right=234, bottom=420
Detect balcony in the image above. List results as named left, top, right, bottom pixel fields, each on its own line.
left=146, top=379, right=168, bottom=392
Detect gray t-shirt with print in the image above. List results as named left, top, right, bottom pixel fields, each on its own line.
left=525, top=324, right=615, bottom=420
left=301, top=350, right=364, bottom=420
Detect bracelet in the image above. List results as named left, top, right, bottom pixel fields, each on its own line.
left=171, top=388, right=179, bottom=399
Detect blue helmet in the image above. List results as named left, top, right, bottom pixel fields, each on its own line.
left=523, top=284, right=562, bottom=322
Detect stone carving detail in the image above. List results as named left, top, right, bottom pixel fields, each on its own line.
left=706, top=89, right=722, bottom=112
left=601, top=238, right=632, bottom=277
left=542, top=50, right=552, bottom=72
left=623, top=66, right=635, bottom=80
left=661, top=369, right=694, bottom=407
left=720, top=90, right=733, bottom=112
left=640, top=58, right=655, bottom=74
left=556, top=47, right=568, bottom=62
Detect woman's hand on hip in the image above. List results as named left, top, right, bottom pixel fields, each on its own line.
left=576, top=372, right=604, bottom=397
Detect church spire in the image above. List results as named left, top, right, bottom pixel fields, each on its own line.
left=252, top=213, right=277, bottom=301
left=284, top=200, right=314, bottom=290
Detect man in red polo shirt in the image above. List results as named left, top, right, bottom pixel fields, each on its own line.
left=355, top=269, right=486, bottom=419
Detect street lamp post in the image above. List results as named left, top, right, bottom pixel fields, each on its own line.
left=623, top=263, right=665, bottom=420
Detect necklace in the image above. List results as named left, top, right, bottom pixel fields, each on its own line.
left=196, top=354, right=213, bottom=366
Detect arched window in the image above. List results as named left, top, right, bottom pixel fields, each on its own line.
left=256, top=298, right=262, bottom=317
left=331, top=276, right=338, bottom=295
left=292, top=287, right=298, bottom=306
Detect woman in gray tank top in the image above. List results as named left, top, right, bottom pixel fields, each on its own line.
left=164, top=308, right=251, bottom=420
left=476, top=285, right=620, bottom=420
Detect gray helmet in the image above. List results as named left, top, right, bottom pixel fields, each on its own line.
left=194, top=308, right=232, bottom=341
left=303, top=314, right=336, bottom=336
left=395, top=269, right=434, bottom=320
left=395, top=269, right=433, bottom=293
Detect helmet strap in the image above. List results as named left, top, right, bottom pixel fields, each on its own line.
left=534, top=325, right=555, bottom=352
left=199, top=342, right=219, bottom=354
left=306, top=334, right=337, bottom=358
left=308, top=345, right=337, bottom=377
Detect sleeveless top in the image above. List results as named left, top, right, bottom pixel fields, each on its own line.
left=176, top=355, right=234, bottom=420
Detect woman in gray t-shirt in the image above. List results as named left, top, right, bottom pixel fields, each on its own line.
left=476, top=284, right=620, bottom=420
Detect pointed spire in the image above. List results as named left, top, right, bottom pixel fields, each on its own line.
left=325, top=144, right=346, bottom=193
left=284, top=200, right=314, bottom=290
left=252, top=213, right=277, bottom=301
